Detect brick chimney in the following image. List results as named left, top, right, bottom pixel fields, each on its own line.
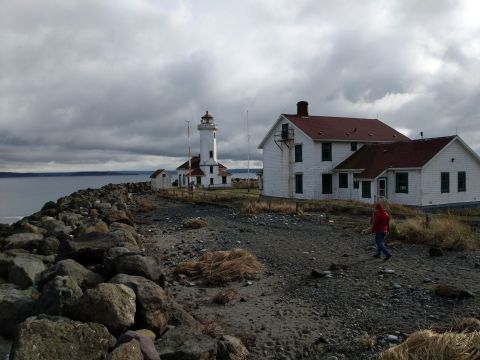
left=297, top=101, right=309, bottom=117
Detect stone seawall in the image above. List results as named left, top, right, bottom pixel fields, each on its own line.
left=0, top=183, right=248, bottom=359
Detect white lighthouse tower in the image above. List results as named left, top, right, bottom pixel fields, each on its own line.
left=176, top=110, right=231, bottom=188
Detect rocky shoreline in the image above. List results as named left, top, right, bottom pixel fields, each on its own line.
left=0, top=183, right=249, bottom=359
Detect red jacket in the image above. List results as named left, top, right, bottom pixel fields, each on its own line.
left=371, top=204, right=390, bottom=233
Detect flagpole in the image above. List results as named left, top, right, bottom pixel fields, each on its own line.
left=247, top=110, right=250, bottom=193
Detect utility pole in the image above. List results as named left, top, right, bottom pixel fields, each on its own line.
left=246, top=110, right=251, bottom=193
left=186, top=120, right=192, bottom=190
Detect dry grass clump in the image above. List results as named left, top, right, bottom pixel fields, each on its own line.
left=392, top=216, right=479, bottom=250
left=213, top=288, right=238, bottom=305
left=175, top=248, right=262, bottom=284
left=183, top=217, right=208, bottom=229
left=379, top=326, right=480, bottom=360
left=136, top=198, right=159, bottom=212
left=356, top=333, right=376, bottom=349
left=241, top=201, right=303, bottom=216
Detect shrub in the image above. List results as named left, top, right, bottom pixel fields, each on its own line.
left=183, top=217, right=208, bottom=229
left=356, top=333, right=376, bottom=349
left=240, top=201, right=303, bottom=216
left=391, top=216, right=479, bottom=250
left=175, top=248, right=263, bottom=284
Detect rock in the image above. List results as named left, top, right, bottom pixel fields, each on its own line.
left=41, top=201, right=57, bottom=211
left=110, top=274, right=169, bottom=334
left=41, top=259, right=104, bottom=290
left=432, top=285, right=474, bottom=299
left=134, top=329, right=156, bottom=341
left=57, top=211, right=84, bottom=227
left=429, top=246, right=443, bottom=257
left=3, top=233, right=44, bottom=252
left=95, top=202, right=112, bottom=210
left=311, top=269, right=332, bottom=278
left=58, top=231, right=138, bottom=265
left=0, top=252, right=12, bottom=277
left=217, top=335, right=250, bottom=360
left=329, top=262, right=348, bottom=271
left=38, top=275, right=83, bottom=315
left=42, top=219, right=72, bottom=235
left=10, top=315, right=115, bottom=360
left=168, top=301, right=201, bottom=329
left=0, top=336, right=12, bottom=359
left=39, top=236, right=60, bottom=255
left=8, top=254, right=47, bottom=288
left=113, top=254, right=165, bottom=285
left=105, top=210, right=134, bottom=226
left=103, top=247, right=133, bottom=277
left=155, top=325, right=217, bottom=360
left=108, top=339, right=143, bottom=360
left=0, top=284, right=39, bottom=337
left=110, top=222, right=139, bottom=241
left=387, top=334, right=399, bottom=342
left=68, top=283, right=136, bottom=336
left=115, top=330, right=160, bottom=360
left=82, top=221, right=109, bottom=234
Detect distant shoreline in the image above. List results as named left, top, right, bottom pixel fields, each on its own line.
left=0, top=168, right=261, bottom=179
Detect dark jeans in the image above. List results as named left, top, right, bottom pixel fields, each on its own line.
left=375, top=232, right=391, bottom=257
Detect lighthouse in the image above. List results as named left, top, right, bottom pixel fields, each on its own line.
left=176, top=111, right=231, bottom=188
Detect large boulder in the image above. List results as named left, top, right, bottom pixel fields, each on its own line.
left=109, top=274, right=169, bottom=334
left=432, top=285, right=474, bottom=299
left=104, top=210, right=134, bottom=226
left=67, top=283, right=136, bottom=336
left=42, top=219, right=72, bottom=236
left=8, top=254, right=47, bottom=288
left=0, top=336, right=12, bottom=359
left=3, top=233, right=44, bottom=252
left=38, top=275, right=83, bottom=315
left=0, top=252, right=12, bottom=277
left=59, top=231, right=138, bottom=264
left=155, top=325, right=217, bottom=360
left=40, top=259, right=104, bottom=290
left=57, top=211, right=84, bottom=227
left=39, top=236, right=60, bottom=255
left=113, top=254, right=165, bottom=285
left=168, top=300, right=201, bottom=329
left=217, top=335, right=250, bottom=360
left=10, top=315, right=116, bottom=360
left=111, top=330, right=160, bottom=360
left=0, top=284, right=39, bottom=337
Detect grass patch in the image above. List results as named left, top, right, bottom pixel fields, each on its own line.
left=391, top=216, right=479, bottom=250
left=213, top=288, right=238, bottom=304
left=175, top=248, right=263, bottom=284
left=356, top=333, right=376, bottom=349
left=379, top=318, right=480, bottom=360
left=183, top=217, right=208, bottom=229
left=136, top=198, right=159, bottom=212
left=240, top=200, right=303, bottom=216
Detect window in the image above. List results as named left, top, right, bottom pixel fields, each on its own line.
left=210, top=166, right=213, bottom=174
left=214, top=132, right=216, bottom=138
left=395, top=173, right=408, bottom=193
left=458, top=171, right=466, bottom=192
left=322, top=143, right=332, bottom=161
left=441, top=172, right=450, bottom=193
left=210, top=178, right=214, bottom=185
left=322, top=174, right=332, bottom=194
left=295, top=144, right=303, bottom=162
left=351, top=142, right=358, bottom=151
left=162, top=173, right=166, bottom=178
left=281, top=123, right=289, bottom=140
left=196, top=176, right=201, bottom=185
left=182, top=174, right=185, bottom=185
left=295, top=173, right=303, bottom=194
left=362, top=181, right=371, bottom=198
left=209, top=150, right=213, bottom=158
left=353, top=180, right=359, bottom=189
left=339, top=173, right=348, bottom=188
left=222, top=176, right=227, bottom=184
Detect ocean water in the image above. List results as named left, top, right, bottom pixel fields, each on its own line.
left=0, top=175, right=149, bottom=224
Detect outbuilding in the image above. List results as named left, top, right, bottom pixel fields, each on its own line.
left=150, top=169, right=172, bottom=190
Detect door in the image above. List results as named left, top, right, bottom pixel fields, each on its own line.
left=378, top=178, right=387, bottom=198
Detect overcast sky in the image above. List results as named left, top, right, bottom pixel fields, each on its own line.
left=1, top=0, right=479, bottom=172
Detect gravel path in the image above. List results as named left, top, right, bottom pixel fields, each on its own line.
left=135, top=195, right=480, bottom=360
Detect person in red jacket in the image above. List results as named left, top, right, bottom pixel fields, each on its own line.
left=371, top=202, right=391, bottom=260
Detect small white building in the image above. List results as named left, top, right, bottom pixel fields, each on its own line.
left=150, top=169, right=172, bottom=190
left=177, top=111, right=232, bottom=188
left=259, top=101, right=480, bottom=207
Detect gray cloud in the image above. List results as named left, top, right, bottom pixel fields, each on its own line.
left=1, top=0, right=479, bottom=172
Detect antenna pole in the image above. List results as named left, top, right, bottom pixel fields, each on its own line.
left=247, top=110, right=251, bottom=193
left=186, top=120, right=192, bottom=190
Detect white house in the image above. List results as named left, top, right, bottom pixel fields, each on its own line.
left=150, top=169, right=172, bottom=190
left=258, top=101, right=409, bottom=200
left=335, top=135, right=480, bottom=206
left=177, top=111, right=232, bottom=188
left=259, top=101, right=480, bottom=207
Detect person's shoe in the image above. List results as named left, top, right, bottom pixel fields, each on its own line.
left=372, top=254, right=380, bottom=258
left=384, top=254, right=392, bottom=261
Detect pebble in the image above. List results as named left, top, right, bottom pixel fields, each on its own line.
left=387, top=334, right=399, bottom=342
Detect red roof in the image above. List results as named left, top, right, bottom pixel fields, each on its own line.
left=335, top=136, right=455, bottom=179
left=177, top=156, right=230, bottom=176
left=283, top=114, right=410, bottom=142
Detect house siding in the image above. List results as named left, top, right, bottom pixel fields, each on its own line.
left=421, top=139, right=480, bottom=206
left=384, top=170, right=422, bottom=206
